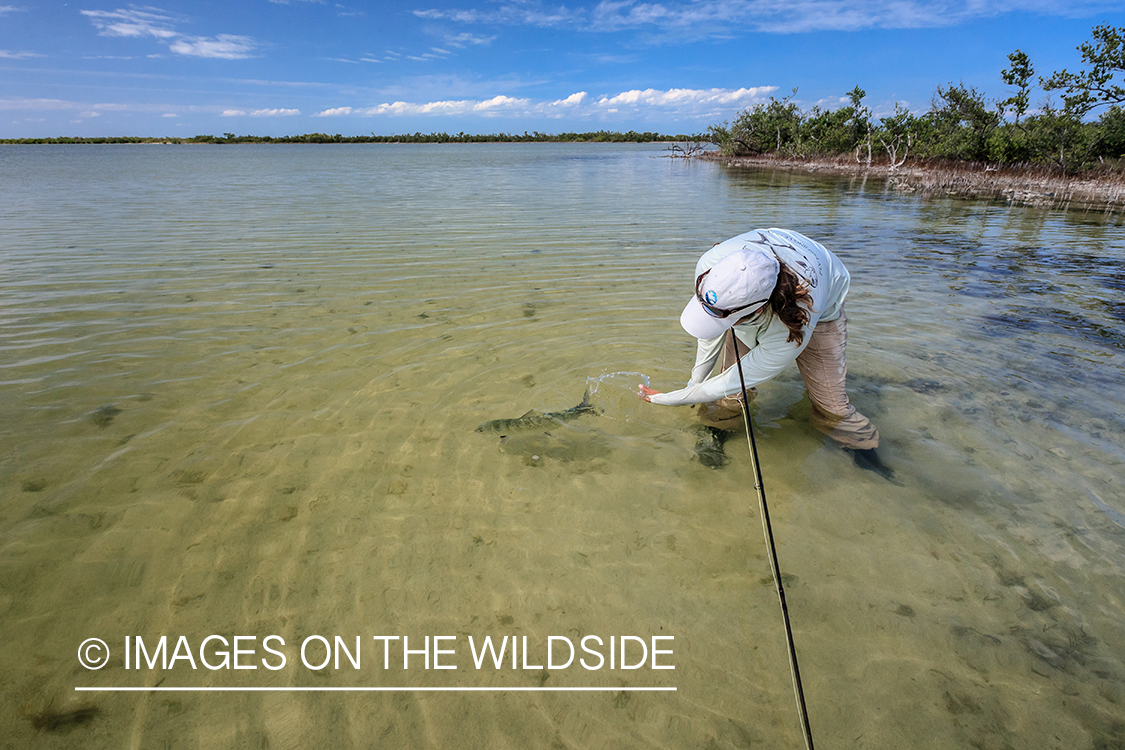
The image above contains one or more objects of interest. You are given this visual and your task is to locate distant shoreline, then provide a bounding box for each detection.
[0,132,695,146]
[6,137,1121,212]
[699,152,1125,213]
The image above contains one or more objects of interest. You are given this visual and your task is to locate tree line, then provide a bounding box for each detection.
[1,130,690,145]
[708,25,1125,174]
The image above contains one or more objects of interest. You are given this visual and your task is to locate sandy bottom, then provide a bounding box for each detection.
[4,283,1124,749]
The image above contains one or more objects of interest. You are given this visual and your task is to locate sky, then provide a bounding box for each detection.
[2,1,1125,138]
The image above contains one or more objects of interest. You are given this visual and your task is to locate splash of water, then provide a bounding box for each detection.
[585,370,650,400]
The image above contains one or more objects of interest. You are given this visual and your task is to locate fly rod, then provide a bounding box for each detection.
[730,328,815,750]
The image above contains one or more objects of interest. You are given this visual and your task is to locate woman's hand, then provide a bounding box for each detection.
[638,384,662,402]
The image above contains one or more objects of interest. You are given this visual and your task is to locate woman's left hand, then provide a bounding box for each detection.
[638,384,662,402]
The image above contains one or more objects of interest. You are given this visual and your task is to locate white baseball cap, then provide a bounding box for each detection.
[679,248,780,339]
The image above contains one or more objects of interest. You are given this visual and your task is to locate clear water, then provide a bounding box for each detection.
[2,143,1123,748]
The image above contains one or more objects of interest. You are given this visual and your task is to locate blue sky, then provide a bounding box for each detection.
[2,1,1124,137]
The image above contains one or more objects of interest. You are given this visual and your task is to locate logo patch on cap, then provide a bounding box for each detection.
[705,290,718,305]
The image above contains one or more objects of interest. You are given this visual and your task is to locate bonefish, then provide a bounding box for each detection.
[475,389,599,434]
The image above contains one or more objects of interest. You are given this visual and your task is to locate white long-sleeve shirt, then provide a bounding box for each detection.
[649,228,850,406]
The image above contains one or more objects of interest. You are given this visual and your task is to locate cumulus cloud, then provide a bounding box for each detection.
[81,7,258,59]
[596,87,772,107]
[362,95,532,117]
[317,86,773,121]
[549,91,588,107]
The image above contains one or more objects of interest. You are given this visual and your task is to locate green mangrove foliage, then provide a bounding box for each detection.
[709,25,1125,173]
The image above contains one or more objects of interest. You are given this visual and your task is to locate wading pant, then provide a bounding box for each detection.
[696,309,880,450]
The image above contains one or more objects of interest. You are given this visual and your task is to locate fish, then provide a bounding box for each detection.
[694,425,729,468]
[475,389,599,434]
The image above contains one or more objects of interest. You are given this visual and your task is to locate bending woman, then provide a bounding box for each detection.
[639,228,894,479]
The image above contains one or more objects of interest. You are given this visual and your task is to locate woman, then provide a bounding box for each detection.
[639,228,893,479]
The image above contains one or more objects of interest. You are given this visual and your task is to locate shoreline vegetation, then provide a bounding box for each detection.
[700,26,1125,213]
[699,152,1125,213]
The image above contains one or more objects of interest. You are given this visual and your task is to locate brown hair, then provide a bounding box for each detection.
[769,263,813,344]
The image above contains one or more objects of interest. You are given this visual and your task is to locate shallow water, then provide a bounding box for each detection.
[1,143,1124,748]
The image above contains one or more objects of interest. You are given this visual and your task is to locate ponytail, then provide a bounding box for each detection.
[769,263,812,344]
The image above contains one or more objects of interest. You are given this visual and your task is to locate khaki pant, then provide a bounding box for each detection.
[696,309,879,450]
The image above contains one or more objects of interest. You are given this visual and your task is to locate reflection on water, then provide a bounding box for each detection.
[1,144,1124,749]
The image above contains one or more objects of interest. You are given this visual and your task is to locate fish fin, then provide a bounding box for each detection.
[575,387,600,414]
[520,410,542,419]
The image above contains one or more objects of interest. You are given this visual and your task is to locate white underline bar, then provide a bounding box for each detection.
[76,686,676,692]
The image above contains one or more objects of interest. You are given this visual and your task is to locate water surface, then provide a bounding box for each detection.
[1,143,1124,749]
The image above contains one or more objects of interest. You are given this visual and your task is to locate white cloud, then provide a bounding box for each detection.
[0,49,44,58]
[169,34,257,59]
[360,95,531,117]
[443,32,495,47]
[80,8,179,39]
[0,97,79,111]
[414,3,581,27]
[221,108,300,117]
[162,112,178,117]
[596,87,774,108]
[0,5,25,13]
[328,86,773,121]
[81,8,258,59]
[413,0,1119,35]
[550,91,588,107]
[475,95,528,111]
